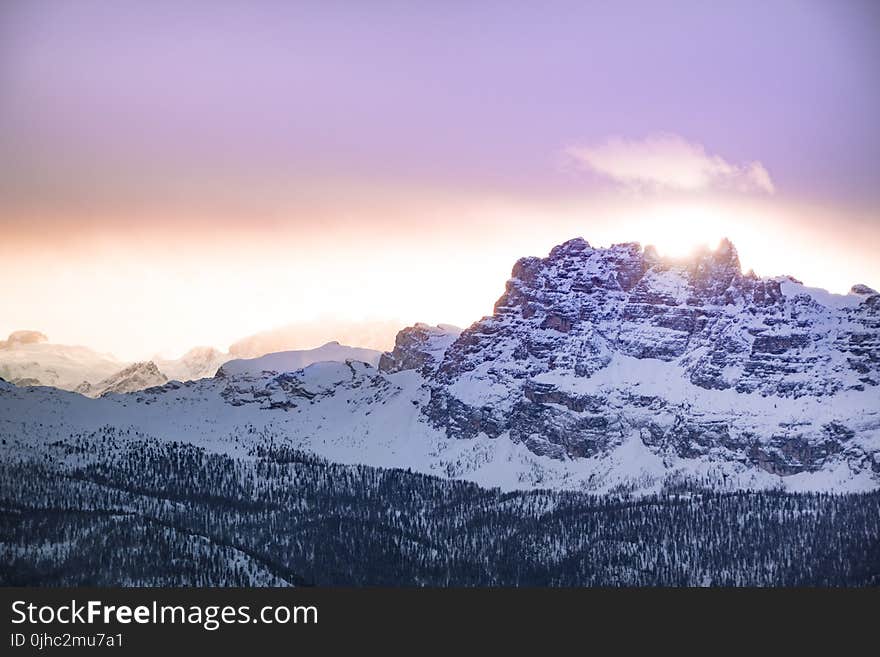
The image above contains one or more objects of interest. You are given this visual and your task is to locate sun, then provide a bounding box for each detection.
[632,204,731,259]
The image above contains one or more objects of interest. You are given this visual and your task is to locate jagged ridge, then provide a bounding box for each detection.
[385,238,879,478]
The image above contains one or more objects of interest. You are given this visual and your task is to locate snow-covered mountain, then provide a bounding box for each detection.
[218,342,383,377]
[419,238,880,480]
[378,323,462,375]
[155,346,227,382]
[0,332,226,394]
[0,331,124,390]
[75,361,169,398]
[0,329,384,396]
[1,237,877,494]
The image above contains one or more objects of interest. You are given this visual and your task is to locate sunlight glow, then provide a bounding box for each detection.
[634,205,729,258]
[1,196,876,360]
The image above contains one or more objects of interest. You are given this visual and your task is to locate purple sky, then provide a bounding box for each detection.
[2,1,878,207]
[1,1,879,358]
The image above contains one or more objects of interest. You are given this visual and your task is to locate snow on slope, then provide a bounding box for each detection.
[777,277,865,310]
[1,237,877,496]
[218,342,382,377]
[1,352,876,495]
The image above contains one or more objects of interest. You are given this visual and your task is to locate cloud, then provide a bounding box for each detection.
[566,134,775,194]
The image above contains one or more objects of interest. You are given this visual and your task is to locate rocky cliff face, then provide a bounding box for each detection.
[378,323,461,376]
[389,238,879,478]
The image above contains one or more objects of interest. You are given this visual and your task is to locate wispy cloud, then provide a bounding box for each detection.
[566,134,775,194]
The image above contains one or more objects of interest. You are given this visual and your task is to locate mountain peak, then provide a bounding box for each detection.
[711,236,740,267]
[82,361,168,398]
[379,323,462,376]
[851,283,878,296]
[717,236,735,252]
[549,237,592,258]
[218,343,382,378]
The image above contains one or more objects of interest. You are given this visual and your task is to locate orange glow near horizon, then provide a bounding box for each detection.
[1,194,877,361]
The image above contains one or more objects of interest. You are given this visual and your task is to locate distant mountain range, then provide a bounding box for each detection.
[0,330,123,390]
[2,237,877,494]
[0,322,395,397]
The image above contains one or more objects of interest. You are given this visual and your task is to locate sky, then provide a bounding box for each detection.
[1,1,879,360]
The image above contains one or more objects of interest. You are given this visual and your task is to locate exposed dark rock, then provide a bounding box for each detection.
[418,237,878,474]
[378,323,461,376]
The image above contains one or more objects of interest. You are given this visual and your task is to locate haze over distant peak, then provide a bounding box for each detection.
[228,318,403,359]
[0,331,123,390]
[218,342,383,378]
